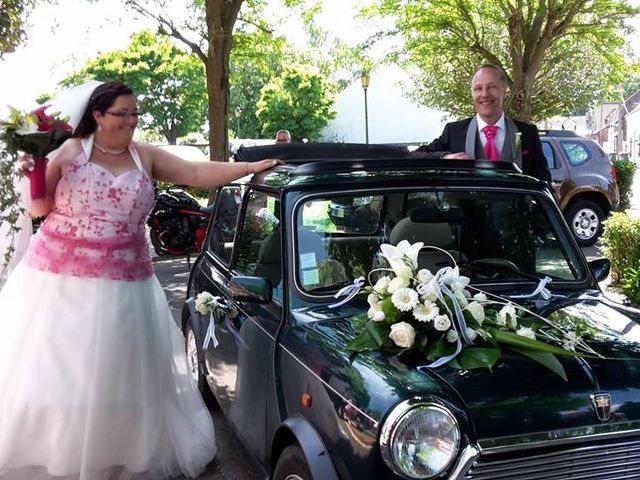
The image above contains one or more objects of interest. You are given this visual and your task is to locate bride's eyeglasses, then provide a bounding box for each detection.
[106,111,140,119]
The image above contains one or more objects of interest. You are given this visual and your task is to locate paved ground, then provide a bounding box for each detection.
[153,255,264,480]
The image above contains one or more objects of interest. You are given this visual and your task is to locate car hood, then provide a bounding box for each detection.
[301,294,640,440]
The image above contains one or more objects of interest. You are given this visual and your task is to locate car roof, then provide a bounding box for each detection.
[231,142,547,191]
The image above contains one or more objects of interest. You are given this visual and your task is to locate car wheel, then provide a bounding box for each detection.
[185,322,218,409]
[565,200,605,247]
[273,444,312,480]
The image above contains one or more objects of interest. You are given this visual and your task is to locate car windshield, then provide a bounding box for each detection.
[294,189,586,294]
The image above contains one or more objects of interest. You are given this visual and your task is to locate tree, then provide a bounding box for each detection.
[256,65,336,141]
[62,30,207,145]
[229,28,290,138]
[372,0,639,122]
[0,0,37,58]
[125,0,255,160]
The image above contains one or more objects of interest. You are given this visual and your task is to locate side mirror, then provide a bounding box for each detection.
[588,258,611,282]
[230,276,272,304]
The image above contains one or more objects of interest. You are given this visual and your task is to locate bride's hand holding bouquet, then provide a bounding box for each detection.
[0,105,73,199]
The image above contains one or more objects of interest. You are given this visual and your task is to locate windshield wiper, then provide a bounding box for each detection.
[307,281,357,295]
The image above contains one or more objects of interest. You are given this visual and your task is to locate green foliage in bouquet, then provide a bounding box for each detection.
[346,241,595,380]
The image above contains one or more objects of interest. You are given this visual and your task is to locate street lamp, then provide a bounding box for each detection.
[360,73,370,144]
[234,105,242,137]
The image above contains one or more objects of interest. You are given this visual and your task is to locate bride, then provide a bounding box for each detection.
[0,80,277,479]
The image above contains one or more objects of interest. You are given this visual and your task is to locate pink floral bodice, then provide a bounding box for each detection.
[23,140,155,280]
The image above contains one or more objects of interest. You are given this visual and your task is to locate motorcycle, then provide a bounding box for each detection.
[147,186,213,263]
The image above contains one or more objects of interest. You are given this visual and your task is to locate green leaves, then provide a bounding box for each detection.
[256,65,336,141]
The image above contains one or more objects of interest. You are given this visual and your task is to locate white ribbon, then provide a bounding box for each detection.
[511,276,553,300]
[202,296,226,349]
[203,312,220,349]
[328,277,365,308]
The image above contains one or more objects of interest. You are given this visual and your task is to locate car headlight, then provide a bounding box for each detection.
[380,400,460,479]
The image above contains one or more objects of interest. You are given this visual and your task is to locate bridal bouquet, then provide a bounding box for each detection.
[346,240,596,380]
[0,105,73,199]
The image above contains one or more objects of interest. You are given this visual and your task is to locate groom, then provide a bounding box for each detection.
[412,64,550,182]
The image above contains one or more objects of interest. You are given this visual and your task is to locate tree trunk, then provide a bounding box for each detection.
[205,0,243,164]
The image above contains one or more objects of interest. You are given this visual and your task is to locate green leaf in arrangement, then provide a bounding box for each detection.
[488,328,582,357]
[346,330,379,352]
[365,320,392,348]
[455,346,502,370]
[507,346,567,381]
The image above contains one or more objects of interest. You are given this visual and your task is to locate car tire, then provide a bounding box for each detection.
[565,200,605,247]
[273,444,312,480]
[185,322,218,409]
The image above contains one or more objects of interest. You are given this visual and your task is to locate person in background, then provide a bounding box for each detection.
[275,129,292,143]
[412,64,550,182]
[0,80,277,480]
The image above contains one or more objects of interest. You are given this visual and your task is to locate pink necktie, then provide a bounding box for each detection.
[482,125,500,161]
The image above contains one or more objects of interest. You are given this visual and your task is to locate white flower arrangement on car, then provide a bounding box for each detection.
[346,240,597,380]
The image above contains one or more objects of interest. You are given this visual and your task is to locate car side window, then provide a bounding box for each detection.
[236,191,282,292]
[560,140,591,166]
[209,186,242,264]
[541,141,556,169]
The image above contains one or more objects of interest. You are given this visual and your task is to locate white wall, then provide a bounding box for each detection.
[321,65,451,145]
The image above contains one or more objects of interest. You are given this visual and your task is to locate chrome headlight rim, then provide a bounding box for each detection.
[380,399,460,479]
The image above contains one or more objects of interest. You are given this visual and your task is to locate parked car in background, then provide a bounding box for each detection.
[178,143,640,480]
[540,130,619,246]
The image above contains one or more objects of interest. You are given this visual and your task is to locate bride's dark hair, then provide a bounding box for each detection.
[73,81,134,138]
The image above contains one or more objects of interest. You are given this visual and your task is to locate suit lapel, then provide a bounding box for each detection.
[465,117,479,159]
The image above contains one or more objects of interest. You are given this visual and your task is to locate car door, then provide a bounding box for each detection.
[205,189,283,461]
[541,138,571,206]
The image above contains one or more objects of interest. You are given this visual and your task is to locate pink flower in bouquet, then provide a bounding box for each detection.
[1,105,73,199]
[31,105,73,135]
[1,105,73,158]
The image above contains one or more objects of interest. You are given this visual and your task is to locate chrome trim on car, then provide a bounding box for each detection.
[477,424,640,453]
[379,399,460,478]
[448,444,482,480]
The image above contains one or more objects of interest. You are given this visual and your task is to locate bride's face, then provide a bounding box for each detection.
[96,94,139,144]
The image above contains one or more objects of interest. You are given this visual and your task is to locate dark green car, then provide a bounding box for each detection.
[182,143,640,480]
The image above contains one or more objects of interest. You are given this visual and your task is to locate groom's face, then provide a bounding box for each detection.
[471,67,507,124]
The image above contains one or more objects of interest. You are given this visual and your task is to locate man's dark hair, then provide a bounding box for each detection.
[73,81,134,137]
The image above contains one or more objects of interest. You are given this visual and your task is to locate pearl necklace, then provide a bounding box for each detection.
[94,141,128,155]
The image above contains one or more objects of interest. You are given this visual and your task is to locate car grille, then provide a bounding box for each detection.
[463,437,640,479]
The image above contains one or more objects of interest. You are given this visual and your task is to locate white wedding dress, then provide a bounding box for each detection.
[0,138,216,479]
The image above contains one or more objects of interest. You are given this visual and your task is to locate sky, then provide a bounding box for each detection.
[0,0,639,116]
[0,0,369,115]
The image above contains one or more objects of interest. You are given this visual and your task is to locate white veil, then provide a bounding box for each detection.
[0,80,103,283]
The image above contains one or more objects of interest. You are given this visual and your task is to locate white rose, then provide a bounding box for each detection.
[465,301,485,325]
[195,291,214,315]
[497,304,518,330]
[387,276,410,294]
[417,279,440,303]
[473,292,487,302]
[368,304,386,322]
[433,314,451,331]
[367,293,379,306]
[516,326,536,340]
[446,329,459,343]
[373,276,391,294]
[389,321,416,349]
[417,268,434,284]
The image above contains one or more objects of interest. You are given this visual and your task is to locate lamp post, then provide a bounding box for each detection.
[234,105,242,137]
[360,73,370,144]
